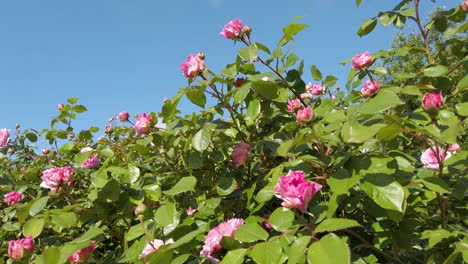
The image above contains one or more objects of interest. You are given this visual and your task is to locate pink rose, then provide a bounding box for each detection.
[232,142,250,167]
[8,236,34,260]
[135,113,153,136]
[462,0,468,11]
[200,218,244,263]
[40,166,74,191]
[220,19,243,40]
[422,92,443,113]
[0,128,10,150]
[421,146,451,170]
[139,239,174,259]
[287,99,302,112]
[80,148,100,169]
[300,93,313,99]
[180,54,205,78]
[306,83,324,96]
[4,191,22,205]
[68,241,96,264]
[296,106,313,123]
[274,170,322,212]
[117,111,129,122]
[360,80,380,97]
[187,206,198,215]
[352,51,373,70]
[448,143,461,153]
[42,148,50,155]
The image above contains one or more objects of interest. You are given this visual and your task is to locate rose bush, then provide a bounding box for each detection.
[0,1,467,263]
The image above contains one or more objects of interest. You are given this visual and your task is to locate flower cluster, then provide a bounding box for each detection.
[40,166,74,191]
[274,170,322,212]
[8,236,35,259]
[4,191,22,205]
[68,241,96,263]
[201,218,244,263]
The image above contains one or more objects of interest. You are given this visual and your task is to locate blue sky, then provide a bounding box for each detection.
[0,0,459,147]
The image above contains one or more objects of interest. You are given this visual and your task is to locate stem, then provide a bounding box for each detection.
[411,0,434,64]
[365,69,375,83]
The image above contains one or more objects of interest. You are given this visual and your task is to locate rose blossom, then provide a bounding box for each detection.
[220,19,243,40]
[462,0,468,11]
[117,111,129,122]
[134,113,153,136]
[274,170,322,212]
[296,106,313,123]
[232,142,250,167]
[57,103,64,110]
[287,99,302,112]
[234,77,245,87]
[352,51,373,70]
[80,147,100,169]
[422,92,443,113]
[448,143,461,153]
[4,191,22,205]
[421,146,452,170]
[139,239,174,259]
[68,241,96,263]
[180,53,205,78]
[200,218,244,263]
[40,166,74,191]
[0,128,10,150]
[8,236,35,260]
[42,148,50,155]
[306,83,324,96]
[301,93,313,99]
[187,206,198,215]
[360,80,380,97]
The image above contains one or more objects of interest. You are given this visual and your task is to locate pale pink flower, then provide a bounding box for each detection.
[422,92,443,113]
[462,0,468,11]
[448,144,461,153]
[296,107,313,123]
[274,170,322,212]
[421,146,451,170]
[301,93,313,99]
[231,142,250,167]
[135,113,153,136]
[40,166,74,191]
[57,104,64,110]
[306,83,324,96]
[117,111,129,122]
[68,241,96,263]
[139,239,174,259]
[8,236,34,260]
[180,54,205,78]
[360,80,380,97]
[220,19,243,40]
[200,218,244,263]
[352,51,373,70]
[187,206,198,215]
[42,148,50,155]
[4,191,22,205]
[0,128,10,150]
[287,99,302,112]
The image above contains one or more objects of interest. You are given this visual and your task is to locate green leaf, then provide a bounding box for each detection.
[280,16,308,46]
[193,128,210,152]
[239,44,259,63]
[143,183,161,201]
[167,228,205,250]
[163,176,197,195]
[357,18,377,37]
[356,0,362,7]
[251,240,284,264]
[285,236,311,264]
[155,202,180,235]
[23,218,44,238]
[341,120,386,143]
[328,169,360,195]
[128,164,140,184]
[401,85,423,96]
[67,97,79,104]
[220,248,247,264]
[315,218,362,233]
[311,65,322,81]
[234,85,250,104]
[361,174,405,212]
[456,102,468,117]
[235,223,269,242]
[35,246,61,264]
[371,66,387,75]
[421,177,450,193]
[379,12,397,27]
[30,196,50,216]
[72,104,87,113]
[323,75,338,88]
[423,65,448,77]
[421,229,453,248]
[251,81,279,100]
[51,212,78,229]
[246,99,261,125]
[307,233,350,264]
[268,207,295,232]
[359,89,404,114]
[458,73,468,91]
[186,88,207,108]
[26,132,38,142]
[217,176,237,196]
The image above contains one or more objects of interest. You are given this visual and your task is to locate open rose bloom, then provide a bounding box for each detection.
[361,80,380,97]
[139,239,174,259]
[4,191,22,205]
[421,146,452,170]
[352,51,373,70]
[274,170,322,212]
[220,19,243,40]
[80,147,100,169]
[134,113,153,136]
[8,236,35,260]
[68,241,96,263]
[180,54,205,78]
[306,83,324,96]
[287,99,302,112]
[40,166,74,191]
[201,218,244,263]
[296,106,313,123]
[0,128,10,150]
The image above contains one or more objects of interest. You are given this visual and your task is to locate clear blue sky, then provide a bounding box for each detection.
[0,0,459,147]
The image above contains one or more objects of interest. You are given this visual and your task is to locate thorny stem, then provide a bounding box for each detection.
[410,0,434,64]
